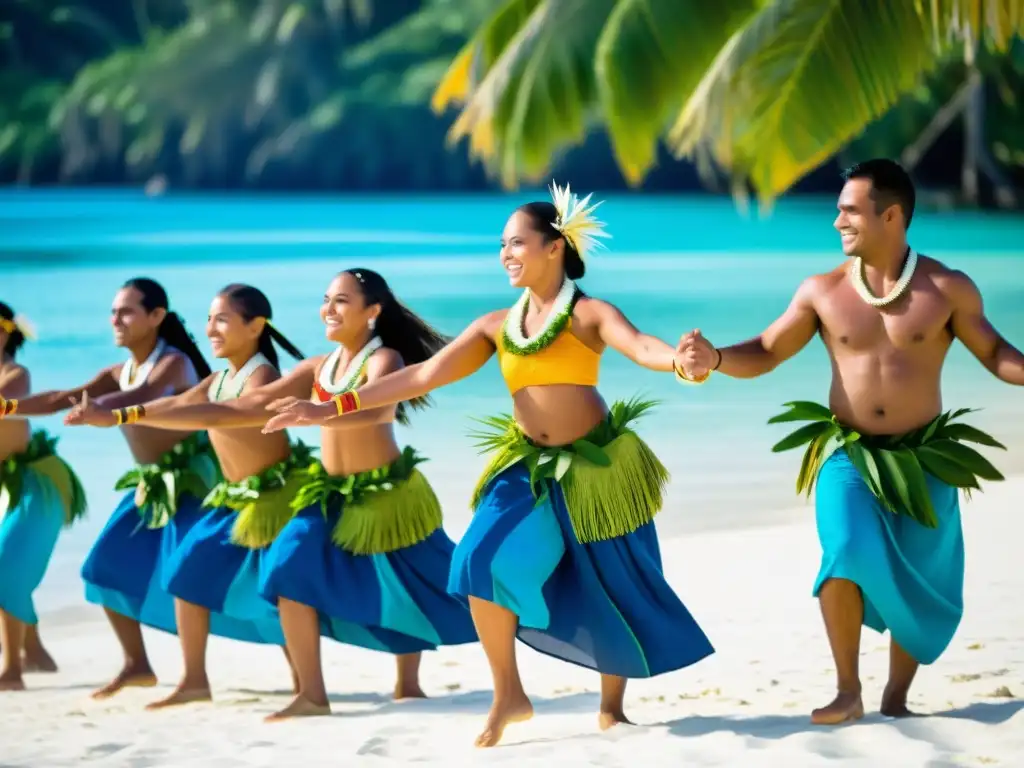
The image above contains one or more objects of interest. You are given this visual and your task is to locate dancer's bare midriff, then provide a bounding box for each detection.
[512,384,608,446]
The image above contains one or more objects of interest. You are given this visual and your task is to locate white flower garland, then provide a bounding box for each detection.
[850,249,918,307]
[209,353,272,402]
[318,336,383,394]
[501,275,577,355]
[119,339,167,391]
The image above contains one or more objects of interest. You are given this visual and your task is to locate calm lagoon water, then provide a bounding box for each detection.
[3,189,1023,615]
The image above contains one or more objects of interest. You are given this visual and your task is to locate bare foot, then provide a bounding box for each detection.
[393,682,427,701]
[145,686,212,710]
[22,648,58,673]
[880,688,919,718]
[598,709,633,731]
[264,694,331,722]
[474,695,534,748]
[91,664,158,700]
[0,672,26,691]
[811,691,865,725]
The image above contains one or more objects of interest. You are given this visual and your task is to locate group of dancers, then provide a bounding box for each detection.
[1,158,1021,747]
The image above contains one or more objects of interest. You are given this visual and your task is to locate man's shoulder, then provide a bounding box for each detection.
[797,266,847,300]
[917,254,974,289]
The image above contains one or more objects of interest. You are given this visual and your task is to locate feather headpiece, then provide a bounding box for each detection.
[549,181,611,261]
[0,314,36,340]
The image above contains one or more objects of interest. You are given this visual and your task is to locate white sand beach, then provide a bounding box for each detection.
[3,477,1022,767]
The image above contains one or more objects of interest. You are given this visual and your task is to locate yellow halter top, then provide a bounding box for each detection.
[496,319,600,395]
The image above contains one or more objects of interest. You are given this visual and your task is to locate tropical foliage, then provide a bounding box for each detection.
[2,0,1022,198]
[435,0,1024,204]
[1,0,496,186]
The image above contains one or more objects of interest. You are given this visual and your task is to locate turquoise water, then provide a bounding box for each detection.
[4,189,1024,616]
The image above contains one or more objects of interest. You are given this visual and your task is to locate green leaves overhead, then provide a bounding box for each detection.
[433,0,757,188]
[668,0,940,207]
[768,402,1007,528]
[594,0,760,184]
[437,0,1024,201]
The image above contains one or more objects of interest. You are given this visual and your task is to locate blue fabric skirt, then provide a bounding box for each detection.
[81,490,205,635]
[161,506,284,645]
[0,469,64,625]
[814,450,964,665]
[258,501,478,654]
[449,464,715,678]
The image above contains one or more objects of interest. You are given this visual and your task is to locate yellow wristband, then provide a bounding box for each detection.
[114,408,125,426]
[673,360,710,385]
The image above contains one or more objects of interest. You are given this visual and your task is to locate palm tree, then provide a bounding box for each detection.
[431,0,1024,206]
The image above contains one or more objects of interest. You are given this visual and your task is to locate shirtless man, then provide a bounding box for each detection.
[4,278,213,697]
[677,159,1024,724]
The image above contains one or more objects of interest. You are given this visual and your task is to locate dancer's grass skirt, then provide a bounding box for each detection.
[161,507,284,645]
[81,490,205,634]
[450,462,714,678]
[0,469,64,624]
[258,497,477,654]
[814,450,964,664]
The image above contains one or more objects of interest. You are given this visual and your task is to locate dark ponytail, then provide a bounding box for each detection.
[517,201,586,280]
[122,277,212,379]
[0,302,26,360]
[343,268,450,424]
[218,283,305,370]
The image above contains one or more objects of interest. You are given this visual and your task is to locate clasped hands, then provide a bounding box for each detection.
[673,329,720,382]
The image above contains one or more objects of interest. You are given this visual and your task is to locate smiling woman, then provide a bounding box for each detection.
[261,183,715,747]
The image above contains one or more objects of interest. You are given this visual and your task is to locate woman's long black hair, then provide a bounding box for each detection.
[218,283,305,370]
[0,302,26,360]
[343,268,450,424]
[516,201,586,280]
[122,277,212,379]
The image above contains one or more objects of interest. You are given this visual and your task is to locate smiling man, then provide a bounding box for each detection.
[675,158,1024,725]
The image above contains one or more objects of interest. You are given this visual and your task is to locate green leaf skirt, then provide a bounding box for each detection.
[114,433,221,530]
[0,430,86,527]
[287,446,443,555]
[769,402,1006,528]
[202,440,317,550]
[468,396,670,544]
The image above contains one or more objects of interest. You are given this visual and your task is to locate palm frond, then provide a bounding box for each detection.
[431,0,546,115]
[667,0,940,206]
[440,0,618,188]
[593,0,760,184]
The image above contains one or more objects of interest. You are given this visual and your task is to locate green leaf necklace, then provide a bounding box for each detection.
[501,275,578,356]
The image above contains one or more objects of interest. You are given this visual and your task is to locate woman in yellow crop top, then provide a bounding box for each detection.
[262,182,715,747]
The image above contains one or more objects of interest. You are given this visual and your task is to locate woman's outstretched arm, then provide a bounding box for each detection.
[262,314,499,431]
[66,358,320,431]
[586,298,679,372]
